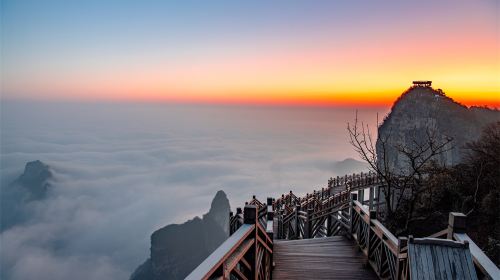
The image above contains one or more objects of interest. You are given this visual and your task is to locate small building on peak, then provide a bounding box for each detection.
[412,80,432,87]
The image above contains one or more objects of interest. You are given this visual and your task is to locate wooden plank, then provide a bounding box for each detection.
[433,244,447,280]
[463,247,478,280]
[428,228,448,239]
[240,256,251,271]
[273,236,378,280]
[451,244,466,279]
[446,246,459,279]
[408,242,419,280]
[440,246,453,280]
[224,239,254,273]
[232,266,249,280]
[411,237,467,248]
[256,235,272,254]
[423,244,434,280]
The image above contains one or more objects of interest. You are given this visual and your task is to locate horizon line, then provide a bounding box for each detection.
[1,96,499,110]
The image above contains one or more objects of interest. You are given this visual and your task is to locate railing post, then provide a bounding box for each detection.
[244,205,257,225]
[376,185,381,217]
[267,197,274,240]
[359,188,364,205]
[266,197,274,276]
[396,237,408,280]
[295,204,301,239]
[349,193,358,236]
[305,208,313,239]
[326,211,332,237]
[229,211,234,234]
[369,186,374,210]
[243,205,258,280]
[447,212,466,239]
[366,210,377,261]
[278,209,283,239]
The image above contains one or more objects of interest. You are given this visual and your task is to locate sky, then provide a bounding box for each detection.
[1,0,499,107]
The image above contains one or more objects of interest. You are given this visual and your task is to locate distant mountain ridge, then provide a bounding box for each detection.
[131,190,230,280]
[332,158,369,175]
[376,85,500,172]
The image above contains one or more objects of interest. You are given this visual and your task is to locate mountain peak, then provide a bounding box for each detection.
[16,160,52,199]
[132,190,230,280]
[377,84,500,172]
[208,190,229,215]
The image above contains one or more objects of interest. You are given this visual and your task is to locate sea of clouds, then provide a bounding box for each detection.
[0,101,387,279]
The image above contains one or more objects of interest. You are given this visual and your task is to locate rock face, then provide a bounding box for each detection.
[377,86,500,173]
[131,190,230,280]
[1,160,53,230]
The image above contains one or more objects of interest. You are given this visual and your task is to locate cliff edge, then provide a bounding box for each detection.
[131,190,230,280]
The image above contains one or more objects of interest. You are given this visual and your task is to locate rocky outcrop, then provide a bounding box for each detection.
[376,85,500,173]
[131,190,230,280]
[15,160,53,199]
[1,160,53,230]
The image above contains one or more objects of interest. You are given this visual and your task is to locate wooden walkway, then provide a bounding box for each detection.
[272,236,378,280]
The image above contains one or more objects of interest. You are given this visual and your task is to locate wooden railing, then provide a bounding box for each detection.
[428,212,500,280]
[186,197,273,280]
[274,171,384,216]
[350,194,409,280]
[188,171,499,280]
[274,172,384,240]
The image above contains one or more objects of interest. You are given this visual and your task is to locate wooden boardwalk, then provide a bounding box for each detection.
[272,236,378,280]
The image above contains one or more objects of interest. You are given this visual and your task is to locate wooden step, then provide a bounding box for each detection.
[272,236,378,280]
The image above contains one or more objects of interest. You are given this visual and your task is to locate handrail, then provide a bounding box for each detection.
[274,171,383,213]
[186,224,255,280]
[187,197,274,280]
[425,213,500,280]
[454,233,499,279]
[274,174,383,240]
[351,196,405,279]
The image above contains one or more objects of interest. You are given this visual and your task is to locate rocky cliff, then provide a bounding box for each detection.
[376,85,500,173]
[131,190,230,280]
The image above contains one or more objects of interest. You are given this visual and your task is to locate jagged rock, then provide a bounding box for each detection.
[1,160,53,230]
[377,85,500,173]
[131,190,230,280]
[15,160,53,199]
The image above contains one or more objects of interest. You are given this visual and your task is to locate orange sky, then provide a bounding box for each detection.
[2,1,499,107]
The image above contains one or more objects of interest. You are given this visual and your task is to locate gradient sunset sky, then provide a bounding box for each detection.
[1,0,499,106]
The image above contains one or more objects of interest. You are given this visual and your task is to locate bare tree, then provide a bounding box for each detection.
[347,111,453,232]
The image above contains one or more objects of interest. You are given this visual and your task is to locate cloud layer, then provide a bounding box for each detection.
[0,102,386,279]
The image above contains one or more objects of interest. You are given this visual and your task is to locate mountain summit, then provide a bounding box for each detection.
[376,83,500,172]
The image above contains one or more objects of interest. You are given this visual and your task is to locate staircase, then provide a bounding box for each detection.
[273,236,377,280]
